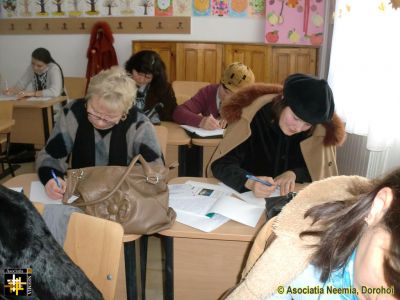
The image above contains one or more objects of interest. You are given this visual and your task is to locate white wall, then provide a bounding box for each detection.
[0,17,265,84]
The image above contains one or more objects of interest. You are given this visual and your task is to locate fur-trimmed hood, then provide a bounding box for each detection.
[220,83,346,146]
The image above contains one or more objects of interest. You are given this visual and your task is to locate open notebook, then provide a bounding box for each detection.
[168,181,265,232]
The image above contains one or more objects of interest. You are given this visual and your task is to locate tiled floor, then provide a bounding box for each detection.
[1,162,165,300]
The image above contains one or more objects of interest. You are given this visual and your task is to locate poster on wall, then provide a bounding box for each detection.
[265,0,325,46]
[192,0,210,16]
[173,0,191,15]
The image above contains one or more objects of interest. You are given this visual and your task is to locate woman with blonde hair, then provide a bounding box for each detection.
[36,66,163,199]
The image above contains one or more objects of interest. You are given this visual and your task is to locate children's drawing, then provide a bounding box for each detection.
[19,0,33,16]
[248,0,264,16]
[265,0,325,45]
[192,0,210,16]
[2,0,17,16]
[103,0,118,15]
[212,0,228,16]
[135,0,154,15]
[52,0,66,16]
[86,0,99,15]
[68,0,83,16]
[173,0,190,15]
[120,0,134,14]
[228,0,247,17]
[36,0,49,15]
[155,0,172,16]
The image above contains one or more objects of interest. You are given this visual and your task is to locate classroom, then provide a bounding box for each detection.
[1,0,400,299]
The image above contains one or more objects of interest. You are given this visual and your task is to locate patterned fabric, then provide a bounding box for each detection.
[36,99,163,185]
[33,71,48,91]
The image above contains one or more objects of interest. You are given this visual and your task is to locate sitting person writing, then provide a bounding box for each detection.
[4,47,64,98]
[124,50,177,123]
[208,73,346,196]
[224,168,400,299]
[36,66,163,200]
[172,62,255,130]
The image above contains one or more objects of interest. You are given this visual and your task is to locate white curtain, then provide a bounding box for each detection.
[328,0,400,151]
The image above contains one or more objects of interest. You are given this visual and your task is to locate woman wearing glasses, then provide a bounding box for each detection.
[173,62,255,130]
[124,50,177,123]
[36,66,163,200]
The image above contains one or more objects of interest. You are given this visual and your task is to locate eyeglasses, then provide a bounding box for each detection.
[132,70,153,80]
[87,111,120,127]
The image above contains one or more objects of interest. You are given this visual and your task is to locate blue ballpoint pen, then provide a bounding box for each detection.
[245,174,273,187]
[51,169,62,188]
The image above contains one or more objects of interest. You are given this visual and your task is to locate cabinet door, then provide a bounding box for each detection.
[176,43,223,83]
[131,41,176,82]
[224,44,271,83]
[270,47,317,84]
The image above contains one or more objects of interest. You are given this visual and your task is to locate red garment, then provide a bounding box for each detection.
[85,21,118,86]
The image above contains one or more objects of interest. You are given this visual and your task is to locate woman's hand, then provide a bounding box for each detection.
[274,171,296,195]
[199,115,221,130]
[45,178,66,200]
[3,87,17,96]
[219,118,227,129]
[245,176,276,198]
[16,90,35,99]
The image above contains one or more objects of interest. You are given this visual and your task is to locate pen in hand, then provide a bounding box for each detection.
[245,174,273,187]
[51,169,62,189]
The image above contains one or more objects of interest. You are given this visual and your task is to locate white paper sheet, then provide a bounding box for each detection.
[29,181,78,205]
[209,195,264,227]
[0,95,17,101]
[169,195,217,216]
[9,187,23,193]
[174,209,230,232]
[218,182,280,208]
[26,97,52,101]
[180,124,224,137]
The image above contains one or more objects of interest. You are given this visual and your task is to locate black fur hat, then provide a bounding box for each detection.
[284,73,334,124]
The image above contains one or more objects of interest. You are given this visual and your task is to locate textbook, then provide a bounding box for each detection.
[169,181,265,230]
[180,124,224,138]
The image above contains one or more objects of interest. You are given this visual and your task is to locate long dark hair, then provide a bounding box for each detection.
[124,50,169,92]
[32,47,65,93]
[301,169,400,296]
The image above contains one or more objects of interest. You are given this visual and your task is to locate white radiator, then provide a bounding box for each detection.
[336,133,389,179]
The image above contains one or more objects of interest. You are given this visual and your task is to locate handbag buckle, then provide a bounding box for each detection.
[146,175,159,184]
[72,169,84,179]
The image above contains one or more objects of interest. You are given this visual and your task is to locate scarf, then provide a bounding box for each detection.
[34,72,48,91]
[71,101,130,168]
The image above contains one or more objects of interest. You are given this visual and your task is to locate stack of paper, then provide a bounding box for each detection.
[168,181,265,232]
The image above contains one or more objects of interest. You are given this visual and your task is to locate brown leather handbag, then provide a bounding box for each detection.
[62,154,176,234]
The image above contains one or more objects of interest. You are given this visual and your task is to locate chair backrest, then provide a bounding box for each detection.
[64,77,87,100]
[63,213,124,300]
[154,125,168,159]
[31,202,123,299]
[172,80,210,105]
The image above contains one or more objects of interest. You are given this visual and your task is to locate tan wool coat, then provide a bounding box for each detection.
[225,175,372,300]
[206,84,346,181]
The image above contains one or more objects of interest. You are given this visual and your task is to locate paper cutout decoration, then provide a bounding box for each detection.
[68,0,83,16]
[228,0,247,17]
[120,0,134,14]
[173,0,190,15]
[134,0,154,15]
[249,0,264,16]
[155,0,172,15]
[265,0,325,46]
[212,0,228,16]
[192,0,210,16]
[2,0,17,16]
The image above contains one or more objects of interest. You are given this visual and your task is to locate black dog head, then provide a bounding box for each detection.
[0,185,103,300]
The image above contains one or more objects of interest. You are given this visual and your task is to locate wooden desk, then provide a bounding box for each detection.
[3,96,67,148]
[160,121,191,179]
[0,119,15,132]
[191,137,221,177]
[159,177,263,300]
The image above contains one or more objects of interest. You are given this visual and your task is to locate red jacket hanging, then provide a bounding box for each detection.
[85,21,118,85]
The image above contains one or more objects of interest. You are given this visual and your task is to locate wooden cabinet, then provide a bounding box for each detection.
[132,41,176,82]
[132,41,318,84]
[270,47,317,84]
[176,43,223,83]
[224,44,271,83]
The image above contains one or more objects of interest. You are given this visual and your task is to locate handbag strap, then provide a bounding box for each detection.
[72,154,160,207]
